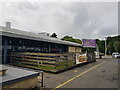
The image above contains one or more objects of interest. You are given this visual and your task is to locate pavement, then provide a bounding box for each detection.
[0,64,39,87]
[96,55,112,59]
[41,58,119,89]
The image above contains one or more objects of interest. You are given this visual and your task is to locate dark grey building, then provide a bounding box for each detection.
[0,22,82,64]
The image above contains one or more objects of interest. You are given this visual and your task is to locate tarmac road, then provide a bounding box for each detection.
[42,58,119,89]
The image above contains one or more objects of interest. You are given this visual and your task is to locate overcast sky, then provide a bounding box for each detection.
[0,1,118,40]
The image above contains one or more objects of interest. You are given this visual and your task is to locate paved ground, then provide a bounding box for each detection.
[1,65,39,88]
[41,58,119,89]
[96,55,112,59]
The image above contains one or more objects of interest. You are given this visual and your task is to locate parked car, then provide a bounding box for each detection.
[116,54,120,58]
[112,52,120,58]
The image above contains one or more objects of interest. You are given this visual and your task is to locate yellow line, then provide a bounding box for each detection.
[53,62,104,90]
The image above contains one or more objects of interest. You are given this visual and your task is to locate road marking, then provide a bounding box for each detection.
[53,62,105,90]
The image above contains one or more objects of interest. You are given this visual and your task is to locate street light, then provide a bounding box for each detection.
[105,37,107,56]
[96,44,99,56]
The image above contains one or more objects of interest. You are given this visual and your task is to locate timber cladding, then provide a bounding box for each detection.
[68,46,76,52]
[75,47,82,53]
[68,46,82,53]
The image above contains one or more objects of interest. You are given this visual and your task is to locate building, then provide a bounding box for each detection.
[0,22,82,64]
[38,32,50,36]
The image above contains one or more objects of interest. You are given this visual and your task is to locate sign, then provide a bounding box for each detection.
[82,39,96,48]
[76,53,87,64]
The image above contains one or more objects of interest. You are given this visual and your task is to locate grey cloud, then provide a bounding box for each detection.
[0,2,118,40]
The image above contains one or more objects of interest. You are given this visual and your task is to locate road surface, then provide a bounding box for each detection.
[42,58,119,89]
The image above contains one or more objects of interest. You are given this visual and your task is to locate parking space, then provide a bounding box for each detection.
[42,59,118,89]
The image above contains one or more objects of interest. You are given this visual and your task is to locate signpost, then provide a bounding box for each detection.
[82,39,96,48]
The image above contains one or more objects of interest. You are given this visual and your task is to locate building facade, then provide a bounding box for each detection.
[0,22,82,64]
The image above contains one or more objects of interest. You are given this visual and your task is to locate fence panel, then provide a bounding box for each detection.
[11,52,76,72]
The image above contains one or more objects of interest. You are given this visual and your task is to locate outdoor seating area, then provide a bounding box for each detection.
[10,52,76,72]
[10,52,96,73]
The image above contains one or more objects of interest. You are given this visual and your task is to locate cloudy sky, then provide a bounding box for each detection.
[0,1,118,40]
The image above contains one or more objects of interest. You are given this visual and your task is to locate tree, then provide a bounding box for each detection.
[74,39,82,44]
[61,36,73,40]
[114,41,120,53]
[95,35,120,55]
[96,39,105,54]
[107,42,115,54]
[106,35,120,54]
[61,36,82,44]
[82,47,96,53]
[51,33,57,38]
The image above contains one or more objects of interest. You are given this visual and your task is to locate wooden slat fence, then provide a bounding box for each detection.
[10,52,76,72]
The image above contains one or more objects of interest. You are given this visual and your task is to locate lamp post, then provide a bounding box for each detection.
[105,37,107,56]
[96,44,99,56]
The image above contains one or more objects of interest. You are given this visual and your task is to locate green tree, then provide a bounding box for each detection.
[82,47,96,53]
[51,33,57,38]
[106,35,120,54]
[61,36,82,44]
[107,42,115,54]
[114,41,120,53]
[99,40,105,53]
[96,39,105,54]
[61,36,72,39]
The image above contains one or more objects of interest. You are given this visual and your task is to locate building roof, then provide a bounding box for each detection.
[0,25,82,47]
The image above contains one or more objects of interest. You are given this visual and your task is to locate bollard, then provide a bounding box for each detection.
[38,71,44,88]
[41,71,44,88]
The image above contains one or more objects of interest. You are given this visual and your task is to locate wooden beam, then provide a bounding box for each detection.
[12,58,56,64]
